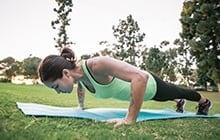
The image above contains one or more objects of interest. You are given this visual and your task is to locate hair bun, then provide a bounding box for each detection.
[60,47,76,63]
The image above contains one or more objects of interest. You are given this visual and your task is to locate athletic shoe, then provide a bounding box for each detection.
[176,99,185,113]
[196,99,212,115]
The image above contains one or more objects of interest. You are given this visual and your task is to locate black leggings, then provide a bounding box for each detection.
[151,74,201,102]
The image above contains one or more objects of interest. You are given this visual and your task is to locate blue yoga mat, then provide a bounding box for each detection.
[17,102,220,122]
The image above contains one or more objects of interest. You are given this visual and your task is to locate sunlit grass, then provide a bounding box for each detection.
[0,83,220,140]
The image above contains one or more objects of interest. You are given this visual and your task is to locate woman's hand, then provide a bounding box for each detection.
[76,105,84,110]
[106,118,132,127]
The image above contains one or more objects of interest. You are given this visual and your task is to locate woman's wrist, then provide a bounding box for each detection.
[124,118,135,124]
[78,103,84,109]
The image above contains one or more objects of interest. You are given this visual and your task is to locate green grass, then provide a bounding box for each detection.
[0,83,220,140]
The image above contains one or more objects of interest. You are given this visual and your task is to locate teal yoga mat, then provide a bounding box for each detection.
[17,102,220,122]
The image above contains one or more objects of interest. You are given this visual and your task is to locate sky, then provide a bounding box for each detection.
[0,0,184,61]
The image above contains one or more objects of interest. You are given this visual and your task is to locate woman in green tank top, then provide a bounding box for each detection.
[38,47,211,127]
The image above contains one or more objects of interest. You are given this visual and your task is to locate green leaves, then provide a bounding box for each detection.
[179,0,220,87]
[52,0,73,49]
[112,15,145,66]
[22,57,41,78]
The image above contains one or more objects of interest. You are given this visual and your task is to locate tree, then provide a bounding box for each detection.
[112,15,146,66]
[174,38,195,86]
[4,62,22,81]
[52,0,73,50]
[140,40,179,83]
[0,57,15,65]
[197,68,217,89]
[142,47,166,77]
[0,57,20,81]
[179,0,220,90]
[23,57,41,78]
[99,41,115,57]
[163,48,179,83]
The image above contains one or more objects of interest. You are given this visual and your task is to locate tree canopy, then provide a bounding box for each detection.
[112,15,146,66]
[52,0,73,50]
[23,57,41,78]
[179,0,220,87]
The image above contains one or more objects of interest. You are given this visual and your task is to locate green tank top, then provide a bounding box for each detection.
[80,60,157,101]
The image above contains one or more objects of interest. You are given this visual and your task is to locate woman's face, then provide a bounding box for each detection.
[45,70,74,93]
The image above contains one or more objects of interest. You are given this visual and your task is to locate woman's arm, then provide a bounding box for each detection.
[88,56,148,125]
[125,72,148,123]
[77,82,85,109]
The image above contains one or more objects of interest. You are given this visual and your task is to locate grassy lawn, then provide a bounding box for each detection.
[0,83,220,140]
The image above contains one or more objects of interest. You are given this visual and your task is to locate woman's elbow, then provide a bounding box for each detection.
[136,72,148,84]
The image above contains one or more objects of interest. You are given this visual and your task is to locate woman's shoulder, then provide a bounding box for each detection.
[90,56,113,61]
[86,56,118,73]
[87,56,115,65]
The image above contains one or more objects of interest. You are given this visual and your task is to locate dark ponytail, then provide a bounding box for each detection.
[38,47,77,82]
[60,47,77,63]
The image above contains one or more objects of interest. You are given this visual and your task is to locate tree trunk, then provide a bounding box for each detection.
[218,83,220,93]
